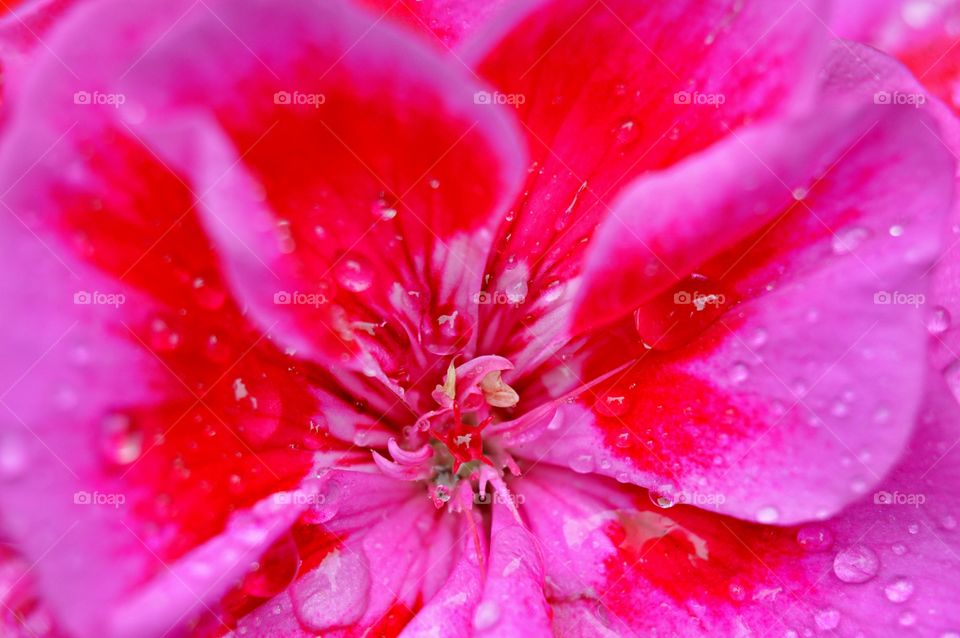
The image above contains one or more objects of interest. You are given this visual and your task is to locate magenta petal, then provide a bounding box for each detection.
[397,518,485,638]
[463,0,836,368]
[523,57,955,523]
[357,0,507,48]
[521,385,960,637]
[108,0,526,371]
[472,503,552,637]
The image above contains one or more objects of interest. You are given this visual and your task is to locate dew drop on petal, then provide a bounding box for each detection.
[927,306,952,336]
[191,277,226,310]
[472,601,500,630]
[898,611,917,627]
[0,434,27,479]
[570,454,595,474]
[832,545,879,583]
[334,256,374,293]
[419,306,472,356]
[291,549,370,631]
[884,577,915,603]
[148,317,181,352]
[727,577,747,601]
[729,362,749,384]
[756,506,779,524]
[796,524,833,552]
[596,393,629,417]
[814,608,840,631]
[648,484,679,509]
[99,412,142,466]
[831,226,869,255]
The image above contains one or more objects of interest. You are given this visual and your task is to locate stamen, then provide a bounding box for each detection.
[479,370,519,408]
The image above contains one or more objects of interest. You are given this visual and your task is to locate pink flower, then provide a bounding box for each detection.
[1,0,959,636]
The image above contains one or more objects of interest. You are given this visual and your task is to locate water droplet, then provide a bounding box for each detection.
[596,393,629,417]
[928,306,953,336]
[419,306,472,356]
[99,412,142,465]
[0,434,27,479]
[570,454,595,474]
[792,187,808,201]
[205,334,232,363]
[898,611,917,627]
[831,227,869,254]
[148,317,181,352]
[334,256,374,293]
[889,225,904,237]
[191,277,226,310]
[727,578,747,601]
[891,542,907,556]
[884,577,915,603]
[796,525,833,552]
[729,362,749,384]
[291,549,370,631]
[748,328,768,348]
[614,430,632,448]
[945,359,960,405]
[615,119,638,145]
[833,545,879,583]
[473,601,500,630]
[648,484,679,509]
[756,506,779,523]
[241,533,300,598]
[231,382,283,446]
[814,608,840,631]
[942,515,957,530]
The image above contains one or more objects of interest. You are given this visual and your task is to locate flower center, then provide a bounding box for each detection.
[371,356,522,513]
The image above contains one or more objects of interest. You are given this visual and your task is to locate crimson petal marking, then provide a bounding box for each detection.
[113,0,527,373]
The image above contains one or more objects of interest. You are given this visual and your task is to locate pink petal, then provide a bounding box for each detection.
[522,382,960,637]
[472,502,552,637]
[357,0,507,48]
[464,0,835,372]
[515,51,955,523]
[109,0,526,372]
[398,517,485,638]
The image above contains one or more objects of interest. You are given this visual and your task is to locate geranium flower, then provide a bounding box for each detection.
[1,0,959,636]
